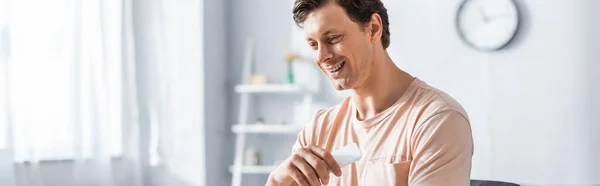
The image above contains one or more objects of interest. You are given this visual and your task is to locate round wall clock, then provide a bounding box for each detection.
[456,0,521,51]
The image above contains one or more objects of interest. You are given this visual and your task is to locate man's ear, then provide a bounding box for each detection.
[368,13,383,43]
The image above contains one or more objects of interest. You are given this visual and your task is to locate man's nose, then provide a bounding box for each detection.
[314,45,333,64]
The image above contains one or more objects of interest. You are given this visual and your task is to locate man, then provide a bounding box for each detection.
[267,0,473,185]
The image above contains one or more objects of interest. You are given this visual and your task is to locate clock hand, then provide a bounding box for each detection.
[476,3,490,23]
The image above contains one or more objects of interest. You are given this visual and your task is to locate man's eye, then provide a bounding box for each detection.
[328,35,342,43]
[308,42,318,50]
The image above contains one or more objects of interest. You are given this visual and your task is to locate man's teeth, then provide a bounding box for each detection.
[329,61,345,72]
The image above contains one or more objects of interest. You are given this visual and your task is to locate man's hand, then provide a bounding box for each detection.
[267,145,342,186]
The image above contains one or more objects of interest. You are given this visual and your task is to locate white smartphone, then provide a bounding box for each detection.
[330,143,361,168]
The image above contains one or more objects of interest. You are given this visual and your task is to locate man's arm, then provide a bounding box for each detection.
[408,109,473,185]
[267,110,341,186]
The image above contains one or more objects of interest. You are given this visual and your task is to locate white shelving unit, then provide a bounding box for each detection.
[230,40,314,186]
[230,84,312,186]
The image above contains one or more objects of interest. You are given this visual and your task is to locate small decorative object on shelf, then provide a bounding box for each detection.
[244,147,259,166]
[285,51,300,84]
[249,74,268,85]
[255,117,265,124]
[285,51,320,93]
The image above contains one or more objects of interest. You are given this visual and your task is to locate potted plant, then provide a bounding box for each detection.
[285,51,300,84]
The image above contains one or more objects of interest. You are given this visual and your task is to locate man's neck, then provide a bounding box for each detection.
[351,51,413,121]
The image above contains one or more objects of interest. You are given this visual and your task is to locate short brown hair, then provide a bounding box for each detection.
[293,0,390,49]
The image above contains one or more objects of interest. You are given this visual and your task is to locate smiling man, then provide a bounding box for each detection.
[267,0,473,185]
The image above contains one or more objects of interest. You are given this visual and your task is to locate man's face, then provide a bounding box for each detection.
[303,2,374,90]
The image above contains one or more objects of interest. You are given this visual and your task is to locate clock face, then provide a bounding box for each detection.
[456,0,520,51]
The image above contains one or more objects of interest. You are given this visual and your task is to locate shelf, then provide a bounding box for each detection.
[234,84,306,94]
[229,165,275,174]
[232,124,303,134]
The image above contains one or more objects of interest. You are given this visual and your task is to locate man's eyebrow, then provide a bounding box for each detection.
[306,29,341,41]
[323,29,340,36]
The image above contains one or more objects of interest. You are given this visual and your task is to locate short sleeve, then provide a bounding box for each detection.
[291,109,325,154]
[408,109,473,185]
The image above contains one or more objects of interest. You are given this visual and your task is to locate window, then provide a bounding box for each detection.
[0,0,122,161]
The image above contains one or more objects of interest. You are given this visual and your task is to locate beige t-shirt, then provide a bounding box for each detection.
[294,78,473,186]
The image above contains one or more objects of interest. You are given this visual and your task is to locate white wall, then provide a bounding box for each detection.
[382,0,600,185]
[585,1,600,183]
[203,0,230,185]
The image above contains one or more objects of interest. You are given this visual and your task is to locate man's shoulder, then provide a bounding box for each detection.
[307,97,351,128]
[296,97,351,147]
[408,79,469,123]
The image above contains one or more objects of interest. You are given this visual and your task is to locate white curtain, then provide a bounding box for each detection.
[0,0,142,185]
[133,0,206,185]
[0,0,205,185]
